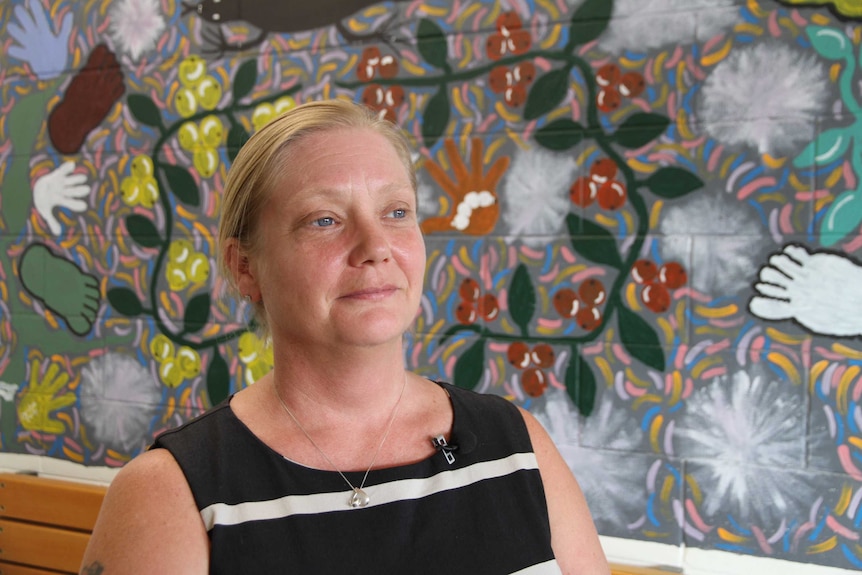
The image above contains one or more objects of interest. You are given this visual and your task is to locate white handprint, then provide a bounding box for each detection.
[33,161,90,236]
[749,243,862,337]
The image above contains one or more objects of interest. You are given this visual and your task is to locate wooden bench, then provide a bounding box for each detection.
[0,472,677,574]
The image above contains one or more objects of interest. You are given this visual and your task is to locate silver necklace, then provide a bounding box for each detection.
[273,377,407,508]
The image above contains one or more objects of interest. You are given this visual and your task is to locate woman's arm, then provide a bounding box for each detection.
[80,449,209,574]
[520,407,611,575]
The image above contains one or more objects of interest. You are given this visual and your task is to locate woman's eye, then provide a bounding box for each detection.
[389,208,407,219]
[312,217,335,227]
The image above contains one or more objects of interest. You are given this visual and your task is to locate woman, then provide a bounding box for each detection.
[82,99,609,574]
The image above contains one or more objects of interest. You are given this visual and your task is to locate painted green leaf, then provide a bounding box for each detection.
[417,19,448,69]
[534,119,586,151]
[643,167,704,199]
[565,352,597,417]
[107,287,143,317]
[454,339,485,390]
[227,124,250,163]
[566,213,623,269]
[125,214,161,248]
[807,25,853,60]
[820,190,862,246]
[232,59,258,102]
[422,88,450,148]
[184,293,211,332]
[613,113,670,149]
[160,164,200,207]
[509,264,536,336]
[567,0,613,48]
[617,305,665,370]
[207,348,230,406]
[793,127,850,169]
[524,68,570,121]
[127,94,163,129]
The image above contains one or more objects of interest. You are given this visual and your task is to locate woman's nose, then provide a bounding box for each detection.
[348,220,392,266]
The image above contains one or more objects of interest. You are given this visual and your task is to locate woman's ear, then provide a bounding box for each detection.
[223,238,259,301]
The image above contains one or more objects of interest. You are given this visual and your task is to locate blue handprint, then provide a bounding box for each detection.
[8,0,74,81]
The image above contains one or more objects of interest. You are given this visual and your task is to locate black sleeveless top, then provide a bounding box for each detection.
[153,382,562,574]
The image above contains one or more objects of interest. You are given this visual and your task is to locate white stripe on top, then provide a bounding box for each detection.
[510,559,563,575]
[200,451,538,531]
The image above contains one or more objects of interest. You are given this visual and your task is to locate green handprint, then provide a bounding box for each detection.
[17,358,76,434]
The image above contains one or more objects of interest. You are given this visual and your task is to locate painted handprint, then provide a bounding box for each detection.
[33,161,91,236]
[749,243,862,337]
[17,358,76,434]
[7,0,74,81]
[421,139,510,235]
[48,44,126,154]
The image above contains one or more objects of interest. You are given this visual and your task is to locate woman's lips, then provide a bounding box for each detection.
[340,285,399,299]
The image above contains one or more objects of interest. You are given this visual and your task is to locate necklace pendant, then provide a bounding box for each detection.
[349,488,370,508]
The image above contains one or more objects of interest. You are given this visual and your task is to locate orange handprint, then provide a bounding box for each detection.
[421,139,509,236]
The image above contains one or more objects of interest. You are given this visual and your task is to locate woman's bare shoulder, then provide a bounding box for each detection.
[81,448,209,574]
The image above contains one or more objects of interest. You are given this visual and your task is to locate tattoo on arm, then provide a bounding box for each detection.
[81,561,105,575]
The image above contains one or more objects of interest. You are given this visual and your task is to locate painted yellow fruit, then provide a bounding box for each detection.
[252,103,275,132]
[238,332,261,364]
[139,176,159,208]
[274,95,296,115]
[131,155,154,178]
[169,239,194,264]
[199,115,224,148]
[186,252,210,283]
[193,147,219,178]
[166,261,190,291]
[159,358,184,388]
[119,177,141,206]
[149,334,175,362]
[175,87,198,118]
[176,346,201,378]
[247,358,272,384]
[179,55,207,87]
[178,121,200,151]
[196,75,222,110]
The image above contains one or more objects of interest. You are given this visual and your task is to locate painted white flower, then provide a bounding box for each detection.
[80,353,161,452]
[593,0,739,54]
[696,42,829,154]
[659,191,768,296]
[533,388,648,528]
[500,147,576,247]
[108,0,166,61]
[676,369,812,525]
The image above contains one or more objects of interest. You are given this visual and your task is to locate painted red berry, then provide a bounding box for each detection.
[632,259,658,284]
[478,293,500,321]
[513,61,536,85]
[531,343,555,368]
[508,341,531,369]
[489,66,509,93]
[659,262,687,289]
[508,29,531,54]
[553,288,580,318]
[589,158,618,183]
[597,86,621,113]
[575,306,602,331]
[504,84,527,107]
[640,282,670,313]
[459,278,480,302]
[570,176,597,207]
[619,71,645,98]
[521,367,547,397]
[596,63,621,87]
[496,11,523,32]
[596,180,627,210]
[578,278,606,307]
[357,46,381,82]
[456,301,478,324]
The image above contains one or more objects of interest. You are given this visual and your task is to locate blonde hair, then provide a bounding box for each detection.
[217,99,416,336]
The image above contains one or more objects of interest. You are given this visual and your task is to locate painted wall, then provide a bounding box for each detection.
[1,0,862,570]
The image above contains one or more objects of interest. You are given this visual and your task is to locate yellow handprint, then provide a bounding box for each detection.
[17,359,76,434]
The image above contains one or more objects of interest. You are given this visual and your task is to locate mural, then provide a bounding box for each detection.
[2,0,862,569]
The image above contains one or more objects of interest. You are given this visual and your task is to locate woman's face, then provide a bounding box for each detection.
[248,127,425,351]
